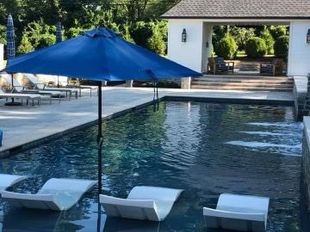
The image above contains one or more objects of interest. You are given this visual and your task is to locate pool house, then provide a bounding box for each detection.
[163,0,310,88]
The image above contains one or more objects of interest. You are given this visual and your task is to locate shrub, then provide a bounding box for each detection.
[215,33,238,59]
[230,27,255,51]
[131,21,154,48]
[17,34,34,54]
[245,37,267,58]
[119,24,135,43]
[260,29,274,54]
[274,35,289,58]
[270,26,288,41]
[20,20,56,50]
[147,25,166,55]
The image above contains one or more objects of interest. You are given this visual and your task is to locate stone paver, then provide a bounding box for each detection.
[0,87,293,155]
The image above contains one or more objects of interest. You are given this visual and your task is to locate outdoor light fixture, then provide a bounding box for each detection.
[182,29,187,42]
[307,29,310,44]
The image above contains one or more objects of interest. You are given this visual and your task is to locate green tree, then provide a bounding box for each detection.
[274,35,289,58]
[230,27,255,51]
[245,37,267,58]
[147,24,166,54]
[215,33,238,59]
[21,19,56,50]
[260,28,274,54]
[270,25,288,41]
[17,33,33,53]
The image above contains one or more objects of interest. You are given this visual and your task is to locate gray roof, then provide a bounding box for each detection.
[162,0,310,19]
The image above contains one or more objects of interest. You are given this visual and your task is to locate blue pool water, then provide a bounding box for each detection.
[0,101,303,231]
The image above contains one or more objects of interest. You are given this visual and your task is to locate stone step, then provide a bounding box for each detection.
[192,79,293,84]
[191,75,293,92]
[191,81,293,87]
[195,76,292,81]
[191,85,292,91]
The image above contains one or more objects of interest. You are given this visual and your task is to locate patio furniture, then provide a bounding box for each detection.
[260,59,284,76]
[1,74,62,102]
[0,89,42,106]
[24,74,78,99]
[100,186,183,221]
[0,174,27,191]
[1,178,96,211]
[208,57,234,74]
[203,193,269,232]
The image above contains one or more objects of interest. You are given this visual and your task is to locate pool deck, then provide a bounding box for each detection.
[0,87,293,156]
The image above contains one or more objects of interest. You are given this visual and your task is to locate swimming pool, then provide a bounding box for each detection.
[0,101,303,231]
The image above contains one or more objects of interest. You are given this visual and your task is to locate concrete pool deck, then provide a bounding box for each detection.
[0,87,293,156]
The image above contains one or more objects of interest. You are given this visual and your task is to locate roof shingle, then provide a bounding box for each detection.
[162,0,310,19]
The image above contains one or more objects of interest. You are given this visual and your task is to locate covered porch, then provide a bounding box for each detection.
[163,0,310,89]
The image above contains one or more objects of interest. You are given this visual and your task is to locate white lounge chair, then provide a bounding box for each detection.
[0,89,41,105]
[100,186,183,221]
[1,178,96,211]
[0,174,27,191]
[203,193,269,232]
[24,74,79,99]
[0,74,63,100]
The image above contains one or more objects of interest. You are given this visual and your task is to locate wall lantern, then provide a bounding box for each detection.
[307,29,310,44]
[182,29,187,43]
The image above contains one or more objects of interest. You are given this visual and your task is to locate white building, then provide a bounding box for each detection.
[163,0,310,77]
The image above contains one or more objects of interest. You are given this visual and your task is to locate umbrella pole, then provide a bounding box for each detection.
[97,81,103,195]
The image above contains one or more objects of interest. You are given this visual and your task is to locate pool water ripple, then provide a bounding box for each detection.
[0,101,304,231]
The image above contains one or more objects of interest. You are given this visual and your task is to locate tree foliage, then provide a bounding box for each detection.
[0,0,178,54]
[274,35,289,58]
[215,33,238,59]
[245,37,267,58]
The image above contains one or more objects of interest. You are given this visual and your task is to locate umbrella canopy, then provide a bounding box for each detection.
[6,14,15,60]
[56,22,62,43]
[5,27,200,80]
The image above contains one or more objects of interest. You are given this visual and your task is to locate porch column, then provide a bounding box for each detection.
[288,20,310,76]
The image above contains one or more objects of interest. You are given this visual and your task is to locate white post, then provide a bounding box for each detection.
[125,80,133,87]
[181,77,191,89]
[287,21,310,76]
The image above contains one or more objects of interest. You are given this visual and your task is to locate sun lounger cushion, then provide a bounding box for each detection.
[203,193,269,232]
[0,174,27,191]
[1,178,96,211]
[100,186,183,221]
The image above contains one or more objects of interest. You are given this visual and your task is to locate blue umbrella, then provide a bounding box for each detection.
[5,27,201,195]
[55,21,62,87]
[5,14,19,105]
[56,22,62,43]
[6,27,200,81]
[6,14,15,60]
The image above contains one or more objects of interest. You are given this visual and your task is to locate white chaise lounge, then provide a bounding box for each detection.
[25,74,79,99]
[203,193,269,232]
[1,178,96,211]
[1,74,63,100]
[0,174,27,191]
[100,186,183,221]
[0,89,41,105]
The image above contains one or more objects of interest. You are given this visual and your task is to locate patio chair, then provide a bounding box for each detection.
[0,174,27,191]
[100,186,183,221]
[208,57,234,74]
[203,193,269,232]
[260,59,284,76]
[24,74,78,99]
[1,178,96,211]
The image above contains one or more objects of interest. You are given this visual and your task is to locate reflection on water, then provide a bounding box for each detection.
[0,102,303,231]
